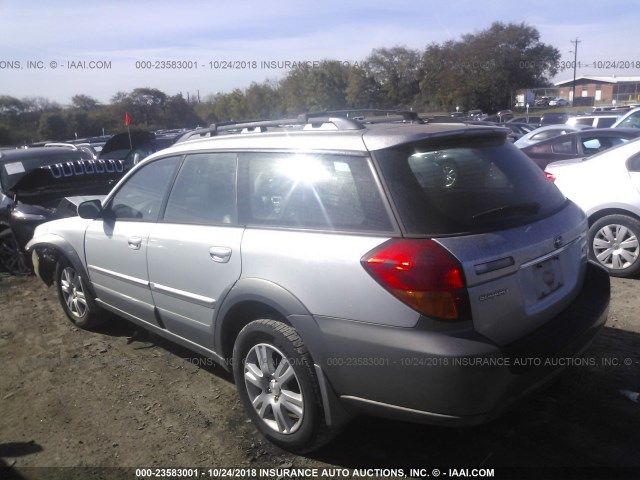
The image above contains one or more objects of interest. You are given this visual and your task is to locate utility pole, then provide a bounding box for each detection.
[570,38,581,107]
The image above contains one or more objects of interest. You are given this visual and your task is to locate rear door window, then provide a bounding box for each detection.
[238,152,392,232]
[375,138,566,235]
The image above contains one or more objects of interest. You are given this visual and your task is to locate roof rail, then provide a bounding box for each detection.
[175,115,365,143]
[306,109,423,124]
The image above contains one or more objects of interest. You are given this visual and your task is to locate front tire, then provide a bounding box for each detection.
[589,214,640,277]
[232,319,331,452]
[0,229,32,276]
[55,259,106,329]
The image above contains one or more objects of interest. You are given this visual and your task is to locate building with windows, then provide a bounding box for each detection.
[553,76,640,106]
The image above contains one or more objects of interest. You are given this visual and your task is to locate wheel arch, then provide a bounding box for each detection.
[26,234,93,294]
[218,280,350,432]
[587,208,640,227]
[214,278,318,364]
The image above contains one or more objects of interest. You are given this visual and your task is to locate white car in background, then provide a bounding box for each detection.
[566,114,620,128]
[549,98,569,107]
[612,107,640,129]
[545,138,640,277]
[513,124,591,149]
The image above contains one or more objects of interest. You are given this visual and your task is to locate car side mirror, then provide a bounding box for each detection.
[77,199,103,219]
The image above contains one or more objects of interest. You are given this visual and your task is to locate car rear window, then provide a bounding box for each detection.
[374,137,567,235]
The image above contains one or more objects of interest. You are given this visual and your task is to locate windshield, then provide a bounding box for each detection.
[375,138,566,235]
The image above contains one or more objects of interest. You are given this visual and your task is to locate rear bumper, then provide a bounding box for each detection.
[315,261,609,425]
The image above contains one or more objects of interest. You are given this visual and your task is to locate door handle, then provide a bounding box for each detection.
[209,246,232,263]
[128,237,142,250]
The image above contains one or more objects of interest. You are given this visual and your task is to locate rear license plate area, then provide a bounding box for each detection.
[532,255,564,300]
[520,253,567,310]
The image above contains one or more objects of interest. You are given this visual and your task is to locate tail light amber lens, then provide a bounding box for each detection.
[362,239,471,320]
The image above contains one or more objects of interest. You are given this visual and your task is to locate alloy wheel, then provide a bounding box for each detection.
[243,343,304,434]
[60,267,89,319]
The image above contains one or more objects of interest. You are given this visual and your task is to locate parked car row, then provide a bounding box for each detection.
[533,97,568,107]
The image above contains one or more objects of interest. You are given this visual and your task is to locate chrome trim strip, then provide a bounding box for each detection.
[149,282,216,309]
[340,395,461,420]
[88,265,149,288]
[519,236,582,269]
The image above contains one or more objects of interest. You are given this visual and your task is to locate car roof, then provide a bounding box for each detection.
[149,119,509,159]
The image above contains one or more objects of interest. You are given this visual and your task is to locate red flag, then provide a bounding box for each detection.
[125,112,131,126]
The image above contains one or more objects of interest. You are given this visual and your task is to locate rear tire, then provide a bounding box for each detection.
[55,259,106,329]
[589,214,640,277]
[232,319,332,452]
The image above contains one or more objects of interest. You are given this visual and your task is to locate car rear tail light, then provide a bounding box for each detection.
[544,171,556,182]
[362,239,471,320]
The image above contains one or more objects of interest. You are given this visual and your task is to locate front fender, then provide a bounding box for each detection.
[26,233,92,295]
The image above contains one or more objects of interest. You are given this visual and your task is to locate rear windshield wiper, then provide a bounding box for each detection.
[472,202,541,221]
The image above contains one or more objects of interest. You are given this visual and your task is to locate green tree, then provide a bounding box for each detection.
[164,94,203,128]
[0,125,13,145]
[110,88,169,128]
[345,66,381,108]
[279,61,350,113]
[0,95,26,114]
[38,112,69,140]
[242,81,283,119]
[22,96,61,113]
[71,94,100,111]
[364,47,423,108]
[421,22,560,113]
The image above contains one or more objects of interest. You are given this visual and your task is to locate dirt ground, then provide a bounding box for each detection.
[0,272,639,480]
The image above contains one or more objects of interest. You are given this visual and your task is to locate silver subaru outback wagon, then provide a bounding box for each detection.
[27,111,610,452]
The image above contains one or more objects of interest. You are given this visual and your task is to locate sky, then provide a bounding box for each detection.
[1,0,640,105]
